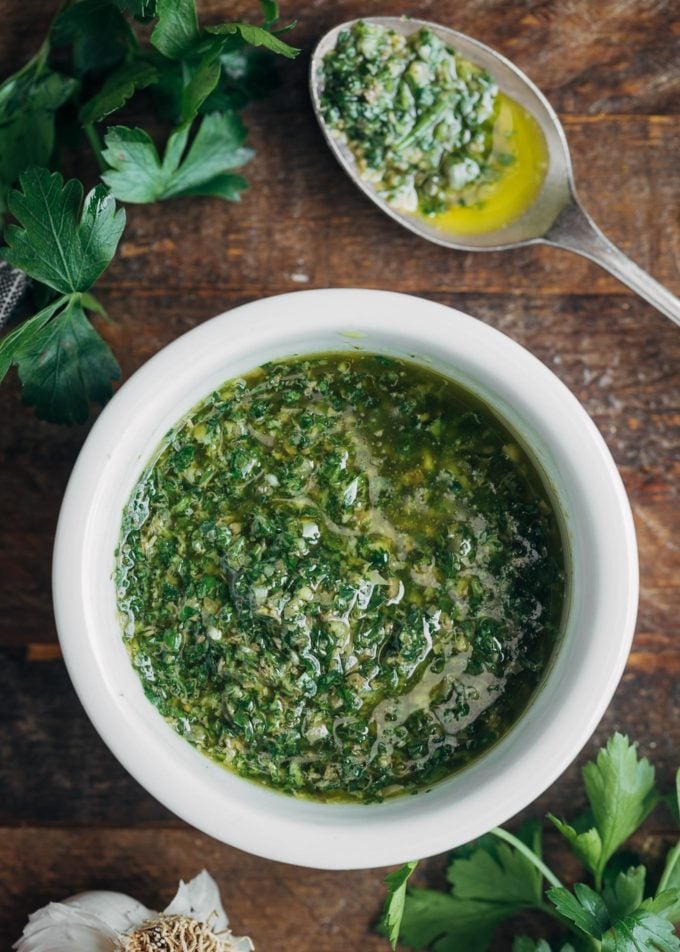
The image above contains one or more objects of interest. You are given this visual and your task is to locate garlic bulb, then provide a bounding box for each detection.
[14,870,254,952]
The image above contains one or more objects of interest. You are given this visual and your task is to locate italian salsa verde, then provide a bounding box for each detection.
[117,354,565,802]
[320,21,548,235]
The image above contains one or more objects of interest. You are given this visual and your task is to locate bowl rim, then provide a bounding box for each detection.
[53,288,638,870]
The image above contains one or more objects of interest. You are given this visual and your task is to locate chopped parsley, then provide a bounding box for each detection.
[320,21,499,216]
[117,353,565,802]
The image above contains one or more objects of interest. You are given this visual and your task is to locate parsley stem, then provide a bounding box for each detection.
[84,124,106,173]
[489,827,564,889]
[658,841,680,893]
[491,829,603,951]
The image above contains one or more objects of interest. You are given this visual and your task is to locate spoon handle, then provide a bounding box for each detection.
[542,198,680,327]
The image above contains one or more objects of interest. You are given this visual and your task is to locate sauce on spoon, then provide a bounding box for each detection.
[430,92,547,235]
[320,21,547,236]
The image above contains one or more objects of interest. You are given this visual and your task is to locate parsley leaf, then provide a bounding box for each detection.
[13,295,120,424]
[549,883,611,939]
[550,883,680,950]
[154,47,278,126]
[178,54,223,122]
[0,297,65,385]
[672,771,680,826]
[447,825,544,906]
[513,939,576,952]
[260,0,280,29]
[583,735,658,861]
[550,734,658,888]
[0,168,124,422]
[377,735,680,952]
[2,167,125,293]
[53,0,137,76]
[398,889,511,952]
[151,0,299,62]
[204,49,279,111]
[646,891,680,924]
[0,0,297,424]
[101,112,253,203]
[387,826,549,951]
[115,0,157,21]
[654,771,680,923]
[205,21,299,59]
[603,866,647,921]
[151,0,199,59]
[382,861,417,950]
[549,816,602,878]
[657,845,680,922]
[149,0,293,124]
[79,59,160,124]
[601,907,680,951]
[0,58,77,221]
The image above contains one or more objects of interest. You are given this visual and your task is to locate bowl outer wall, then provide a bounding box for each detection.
[52,288,638,870]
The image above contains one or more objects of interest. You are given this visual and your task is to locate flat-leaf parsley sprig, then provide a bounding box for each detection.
[0,167,124,423]
[381,734,680,951]
[0,0,299,424]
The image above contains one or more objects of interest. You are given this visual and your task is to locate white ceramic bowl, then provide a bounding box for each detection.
[53,289,638,870]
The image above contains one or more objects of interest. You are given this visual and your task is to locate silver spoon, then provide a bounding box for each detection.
[310,16,680,327]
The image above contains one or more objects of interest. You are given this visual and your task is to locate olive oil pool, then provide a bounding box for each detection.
[117,354,565,802]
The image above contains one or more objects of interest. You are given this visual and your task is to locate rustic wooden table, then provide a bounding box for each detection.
[1,1,678,948]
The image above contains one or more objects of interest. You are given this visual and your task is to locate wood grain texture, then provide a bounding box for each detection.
[0,828,391,951]
[1,820,679,950]
[3,1,679,115]
[0,0,678,949]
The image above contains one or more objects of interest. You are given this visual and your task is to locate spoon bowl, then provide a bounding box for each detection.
[310,16,680,323]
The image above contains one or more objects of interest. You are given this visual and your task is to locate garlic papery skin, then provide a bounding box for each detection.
[14,871,254,952]
[12,899,124,952]
[68,892,157,934]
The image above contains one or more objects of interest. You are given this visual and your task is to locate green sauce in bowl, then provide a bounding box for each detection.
[117,353,565,802]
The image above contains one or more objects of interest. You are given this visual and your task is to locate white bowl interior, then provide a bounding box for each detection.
[53,289,638,869]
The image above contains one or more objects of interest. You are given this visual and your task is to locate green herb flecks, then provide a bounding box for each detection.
[117,353,565,802]
[320,21,498,216]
